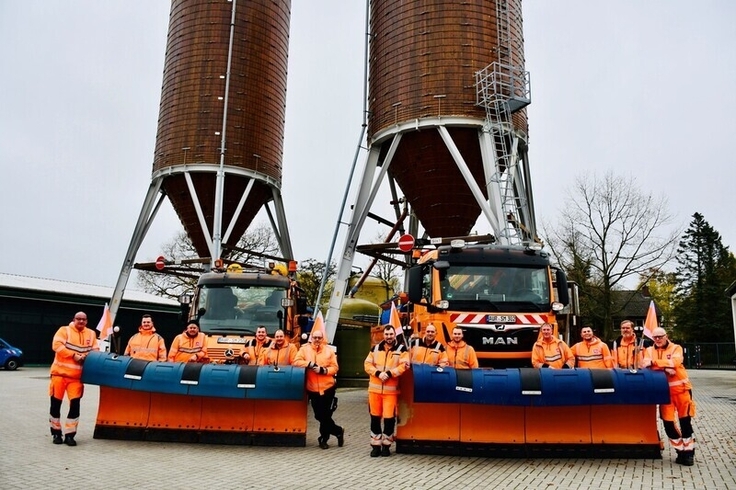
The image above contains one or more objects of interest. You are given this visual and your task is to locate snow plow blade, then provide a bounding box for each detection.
[396,364,670,458]
[82,351,307,445]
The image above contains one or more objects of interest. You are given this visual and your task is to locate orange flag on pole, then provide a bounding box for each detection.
[642,300,658,340]
[389,301,403,337]
[96,302,113,340]
[309,311,327,342]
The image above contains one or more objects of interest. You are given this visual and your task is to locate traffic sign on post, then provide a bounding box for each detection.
[155,256,166,271]
[398,234,415,252]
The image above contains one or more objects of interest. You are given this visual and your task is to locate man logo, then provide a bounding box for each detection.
[482,337,518,345]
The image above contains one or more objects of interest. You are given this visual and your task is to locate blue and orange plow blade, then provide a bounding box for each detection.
[397,364,670,458]
[82,351,307,445]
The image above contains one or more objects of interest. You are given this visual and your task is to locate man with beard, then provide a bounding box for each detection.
[168,320,208,363]
[259,329,297,366]
[364,325,409,457]
[446,327,478,369]
[531,322,574,369]
[409,324,448,367]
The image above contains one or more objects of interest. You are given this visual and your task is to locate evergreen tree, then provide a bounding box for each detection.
[673,213,736,342]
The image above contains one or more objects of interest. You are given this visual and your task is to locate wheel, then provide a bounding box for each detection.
[5,358,19,371]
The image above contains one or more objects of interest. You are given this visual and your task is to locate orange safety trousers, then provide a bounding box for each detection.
[660,390,696,421]
[49,376,84,434]
[368,392,397,418]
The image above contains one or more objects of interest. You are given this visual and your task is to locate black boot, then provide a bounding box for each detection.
[51,429,63,445]
[682,450,695,466]
[318,436,329,449]
[674,450,684,464]
[64,434,77,447]
[370,445,381,457]
[381,445,391,457]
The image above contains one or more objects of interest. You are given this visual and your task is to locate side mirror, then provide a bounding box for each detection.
[407,266,423,303]
[555,269,569,306]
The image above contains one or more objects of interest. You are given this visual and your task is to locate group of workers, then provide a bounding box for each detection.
[48,312,696,466]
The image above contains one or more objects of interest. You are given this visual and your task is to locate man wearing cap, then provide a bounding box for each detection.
[409,324,448,367]
[641,327,697,466]
[168,320,208,363]
[124,314,167,361]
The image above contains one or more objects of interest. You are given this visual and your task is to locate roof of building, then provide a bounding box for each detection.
[611,289,659,318]
[0,272,178,306]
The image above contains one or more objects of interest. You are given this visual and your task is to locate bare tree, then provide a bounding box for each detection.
[543,172,680,339]
[136,222,281,300]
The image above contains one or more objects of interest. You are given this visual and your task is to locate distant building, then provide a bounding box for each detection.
[726,280,736,344]
[611,286,661,335]
[0,273,181,364]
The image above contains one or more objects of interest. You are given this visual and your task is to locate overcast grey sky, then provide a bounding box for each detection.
[1,1,734,288]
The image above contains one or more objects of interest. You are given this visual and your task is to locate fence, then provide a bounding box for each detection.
[681,342,736,370]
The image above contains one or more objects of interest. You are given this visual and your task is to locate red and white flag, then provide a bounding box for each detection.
[642,300,658,340]
[96,303,113,340]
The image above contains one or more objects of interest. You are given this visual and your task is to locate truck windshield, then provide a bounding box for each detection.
[196,285,285,335]
[439,265,549,312]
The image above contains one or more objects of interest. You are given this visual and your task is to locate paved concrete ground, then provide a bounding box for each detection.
[1,368,734,489]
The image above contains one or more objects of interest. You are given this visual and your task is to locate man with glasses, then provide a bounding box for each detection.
[409,324,448,367]
[49,312,99,446]
[294,330,344,449]
[641,327,697,466]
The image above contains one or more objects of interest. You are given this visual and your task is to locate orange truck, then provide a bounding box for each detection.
[406,240,569,368]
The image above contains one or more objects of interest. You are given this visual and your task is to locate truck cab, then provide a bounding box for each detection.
[407,241,569,367]
[188,266,306,363]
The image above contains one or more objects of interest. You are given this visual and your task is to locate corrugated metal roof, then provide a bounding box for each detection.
[0,272,178,306]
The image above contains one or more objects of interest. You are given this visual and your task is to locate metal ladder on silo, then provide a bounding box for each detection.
[474,0,532,245]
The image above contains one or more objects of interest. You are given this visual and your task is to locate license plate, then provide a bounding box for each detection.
[486,315,516,323]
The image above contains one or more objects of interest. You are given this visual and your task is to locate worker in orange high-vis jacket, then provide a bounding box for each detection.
[571,326,614,368]
[409,323,448,367]
[531,322,575,369]
[124,314,166,361]
[446,327,478,369]
[49,311,99,446]
[242,325,269,365]
[642,327,696,466]
[259,329,297,367]
[612,319,646,369]
[294,330,344,449]
[168,320,208,363]
[364,325,410,457]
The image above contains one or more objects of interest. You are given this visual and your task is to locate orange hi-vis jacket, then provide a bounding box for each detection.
[168,332,207,363]
[531,337,574,369]
[410,338,448,367]
[50,324,99,379]
[446,340,479,369]
[259,340,297,367]
[571,337,614,368]
[124,327,166,361]
[244,338,269,365]
[614,335,642,369]
[644,341,692,393]
[294,342,338,394]
[365,341,409,395]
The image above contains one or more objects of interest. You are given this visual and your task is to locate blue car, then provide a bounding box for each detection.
[0,338,23,371]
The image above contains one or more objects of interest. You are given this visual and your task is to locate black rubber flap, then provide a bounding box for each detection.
[180,362,204,385]
[123,359,149,380]
[237,365,258,388]
[455,369,474,392]
[590,369,615,393]
[520,368,542,395]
